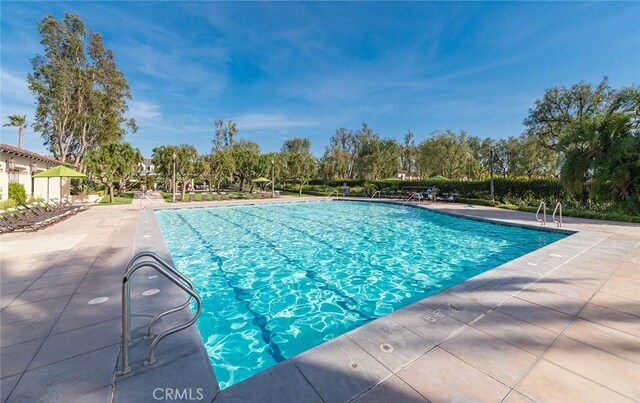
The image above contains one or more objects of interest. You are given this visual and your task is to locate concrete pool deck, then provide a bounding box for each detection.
[1,195,638,402]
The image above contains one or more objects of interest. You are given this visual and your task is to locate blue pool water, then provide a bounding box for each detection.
[155,201,565,389]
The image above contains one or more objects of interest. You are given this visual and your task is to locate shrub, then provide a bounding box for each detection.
[310,178,566,202]
[0,198,17,210]
[8,183,26,204]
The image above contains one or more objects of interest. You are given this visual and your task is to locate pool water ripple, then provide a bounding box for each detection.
[155,201,565,389]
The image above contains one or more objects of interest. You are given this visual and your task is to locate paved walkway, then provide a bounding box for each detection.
[1,196,638,402]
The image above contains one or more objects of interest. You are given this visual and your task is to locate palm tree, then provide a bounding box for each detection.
[3,115,27,149]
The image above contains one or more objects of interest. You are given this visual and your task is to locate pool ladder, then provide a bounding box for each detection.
[118,251,202,375]
[536,201,562,227]
[536,202,546,226]
[402,192,422,206]
[370,190,381,199]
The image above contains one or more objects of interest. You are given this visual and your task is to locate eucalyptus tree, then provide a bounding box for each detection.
[213,119,238,151]
[151,145,180,192]
[28,13,135,166]
[281,137,311,154]
[231,140,260,190]
[174,144,200,200]
[318,145,350,179]
[3,115,27,149]
[416,130,470,179]
[402,130,416,176]
[208,149,235,190]
[353,134,401,180]
[329,128,359,179]
[286,152,317,194]
[85,142,142,203]
[279,136,316,190]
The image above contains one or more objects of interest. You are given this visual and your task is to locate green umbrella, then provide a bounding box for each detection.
[33,165,86,202]
[251,177,270,183]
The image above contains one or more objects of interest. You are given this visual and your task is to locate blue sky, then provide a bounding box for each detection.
[1,2,638,157]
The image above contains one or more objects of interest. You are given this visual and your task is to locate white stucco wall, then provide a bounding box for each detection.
[1,151,62,201]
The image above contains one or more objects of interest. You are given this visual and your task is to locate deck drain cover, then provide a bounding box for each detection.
[88,297,109,305]
[349,362,360,371]
[380,343,394,353]
[142,289,160,296]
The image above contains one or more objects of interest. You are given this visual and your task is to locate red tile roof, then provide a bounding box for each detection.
[0,144,74,166]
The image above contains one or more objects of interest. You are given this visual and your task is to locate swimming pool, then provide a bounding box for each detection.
[155,201,565,389]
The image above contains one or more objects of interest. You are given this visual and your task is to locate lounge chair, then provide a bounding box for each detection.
[2,208,54,231]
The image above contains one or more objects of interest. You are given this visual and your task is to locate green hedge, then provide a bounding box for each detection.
[310,178,565,205]
[308,179,366,187]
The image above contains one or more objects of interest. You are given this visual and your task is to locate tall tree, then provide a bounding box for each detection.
[402,130,416,176]
[286,152,317,194]
[330,127,359,179]
[558,87,640,206]
[174,144,200,200]
[208,149,235,190]
[281,137,311,154]
[213,119,238,152]
[28,13,135,166]
[417,130,470,179]
[151,145,180,192]
[231,140,260,190]
[3,115,27,149]
[524,77,612,150]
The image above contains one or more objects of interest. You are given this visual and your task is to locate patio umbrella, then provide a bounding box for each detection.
[32,165,86,202]
[251,177,271,191]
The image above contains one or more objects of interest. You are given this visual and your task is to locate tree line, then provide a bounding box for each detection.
[19,14,639,212]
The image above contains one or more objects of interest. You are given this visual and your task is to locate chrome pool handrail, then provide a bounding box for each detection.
[536,201,546,226]
[552,202,562,228]
[370,190,381,199]
[119,257,201,375]
[326,190,341,198]
[124,252,195,338]
[402,192,421,206]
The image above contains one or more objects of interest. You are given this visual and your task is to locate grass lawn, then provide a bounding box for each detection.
[97,193,134,205]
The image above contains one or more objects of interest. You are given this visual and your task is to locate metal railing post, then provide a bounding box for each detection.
[402,192,421,206]
[553,202,562,227]
[118,276,131,375]
[536,201,546,226]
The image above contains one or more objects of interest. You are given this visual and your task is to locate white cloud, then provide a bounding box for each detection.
[0,68,33,105]
[128,100,161,120]
[231,113,316,130]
